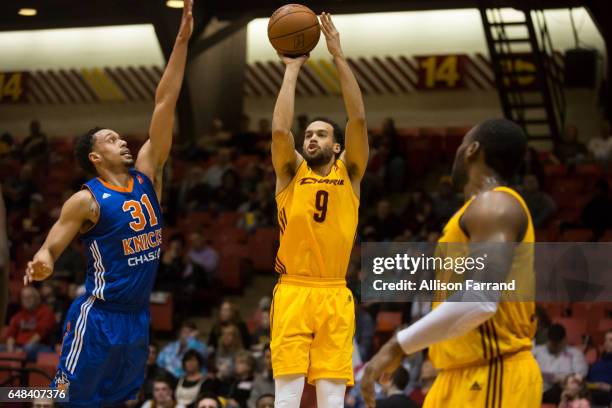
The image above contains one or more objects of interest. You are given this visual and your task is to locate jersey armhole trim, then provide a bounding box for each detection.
[337,158,361,201]
[275,157,306,198]
[80,185,100,235]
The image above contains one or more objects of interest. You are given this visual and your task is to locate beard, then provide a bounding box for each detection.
[304,146,335,167]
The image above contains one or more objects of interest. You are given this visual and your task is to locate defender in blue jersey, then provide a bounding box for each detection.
[23,2,194,406]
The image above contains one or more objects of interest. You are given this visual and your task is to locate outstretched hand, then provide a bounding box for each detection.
[320,12,343,58]
[177,0,194,41]
[278,52,309,68]
[24,251,54,285]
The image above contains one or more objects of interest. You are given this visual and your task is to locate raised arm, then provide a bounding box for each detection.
[320,13,368,184]
[136,0,194,198]
[271,54,307,194]
[0,184,8,326]
[24,190,98,285]
[361,191,526,407]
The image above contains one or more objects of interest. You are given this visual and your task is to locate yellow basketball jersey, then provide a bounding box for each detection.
[275,159,359,279]
[429,186,537,370]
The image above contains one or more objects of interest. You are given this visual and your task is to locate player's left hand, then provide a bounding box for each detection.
[320,12,343,58]
[361,337,404,408]
[177,0,194,41]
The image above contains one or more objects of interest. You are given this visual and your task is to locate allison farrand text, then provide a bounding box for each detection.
[372,279,516,292]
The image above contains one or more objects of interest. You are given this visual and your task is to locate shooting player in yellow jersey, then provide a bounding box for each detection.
[361,119,543,408]
[270,13,369,408]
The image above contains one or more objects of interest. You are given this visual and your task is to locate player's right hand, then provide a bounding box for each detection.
[278,52,309,67]
[24,251,54,285]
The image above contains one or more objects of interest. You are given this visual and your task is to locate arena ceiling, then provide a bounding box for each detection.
[0,0,585,32]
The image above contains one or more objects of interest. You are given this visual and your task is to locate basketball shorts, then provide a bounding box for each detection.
[51,295,149,407]
[270,275,355,386]
[424,351,542,408]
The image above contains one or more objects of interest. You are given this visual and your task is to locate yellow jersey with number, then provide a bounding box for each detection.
[275,159,359,279]
[429,186,537,370]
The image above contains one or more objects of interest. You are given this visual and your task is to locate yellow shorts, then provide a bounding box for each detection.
[270,275,355,386]
[424,351,542,408]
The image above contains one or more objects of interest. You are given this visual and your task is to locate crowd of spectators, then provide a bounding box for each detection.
[1,115,612,407]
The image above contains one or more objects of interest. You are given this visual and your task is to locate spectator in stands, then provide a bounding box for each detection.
[213,169,244,212]
[156,233,188,292]
[197,395,222,408]
[521,174,557,228]
[587,329,612,406]
[180,166,209,213]
[238,182,275,232]
[213,323,245,372]
[254,118,272,155]
[227,351,257,408]
[205,148,233,190]
[157,321,208,379]
[141,376,186,408]
[408,358,437,406]
[362,199,405,241]
[559,373,591,408]
[533,323,588,404]
[240,163,264,196]
[2,161,38,212]
[16,193,51,245]
[186,232,219,287]
[402,189,436,235]
[355,302,375,361]
[0,132,15,157]
[518,147,547,188]
[535,304,552,345]
[588,120,612,169]
[0,182,8,327]
[250,308,270,349]
[176,349,207,407]
[376,366,417,408]
[0,286,55,360]
[431,176,462,225]
[379,118,406,192]
[555,125,588,166]
[255,394,274,408]
[580,179,612,241]
[248,344,274,408]
[197,118,232,155]
[142,342,176,403]
[208,301,251,350]
[200,355,235,399]
[21,120,49,162]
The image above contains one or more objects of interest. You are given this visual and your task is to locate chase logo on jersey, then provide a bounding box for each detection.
[299,177,345,186]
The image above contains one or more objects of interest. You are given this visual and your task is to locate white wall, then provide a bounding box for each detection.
[246,8,605,62]
[0,24,164,71]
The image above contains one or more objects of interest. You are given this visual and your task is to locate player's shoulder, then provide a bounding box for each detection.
[466,189,525,221]
[62,189,99,220]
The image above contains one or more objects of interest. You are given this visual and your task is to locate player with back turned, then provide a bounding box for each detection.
[22,2,194,406]
[270,13,369,408]
[361,119,543,407]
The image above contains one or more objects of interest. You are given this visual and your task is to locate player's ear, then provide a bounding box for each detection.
[464,141,480,161]
[333,143,341,154]
[89,151,102,167]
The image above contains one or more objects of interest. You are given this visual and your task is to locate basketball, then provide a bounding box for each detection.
[268,4,321,57]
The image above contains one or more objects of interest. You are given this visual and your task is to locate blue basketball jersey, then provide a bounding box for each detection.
[81,169,162,309]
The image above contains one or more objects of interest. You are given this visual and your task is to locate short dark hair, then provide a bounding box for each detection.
[256,394,275,405]
[391,366,410,390]
[197,394,222,407]
[181,320,197,331]
[153,375,174,388]
[471,119,527,182]
[182,349,205,370]
[548,323,566,343]
[75,127,103,175]
[310,117,345,152]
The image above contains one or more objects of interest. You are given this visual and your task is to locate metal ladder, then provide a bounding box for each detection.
[479,4,566,143]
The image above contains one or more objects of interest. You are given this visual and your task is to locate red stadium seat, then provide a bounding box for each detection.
[36,352,59,367]
[543,164,567,177]
[150,293,174,332]
[557,228,593,242]
[554,318,587,345]
[0,351,27,362]
[26,362,55,387]
[376,311,402,333]
[539,302,565,319]
[0,360,21,386]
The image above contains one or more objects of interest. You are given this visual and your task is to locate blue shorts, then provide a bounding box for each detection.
[51,295,149,407]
